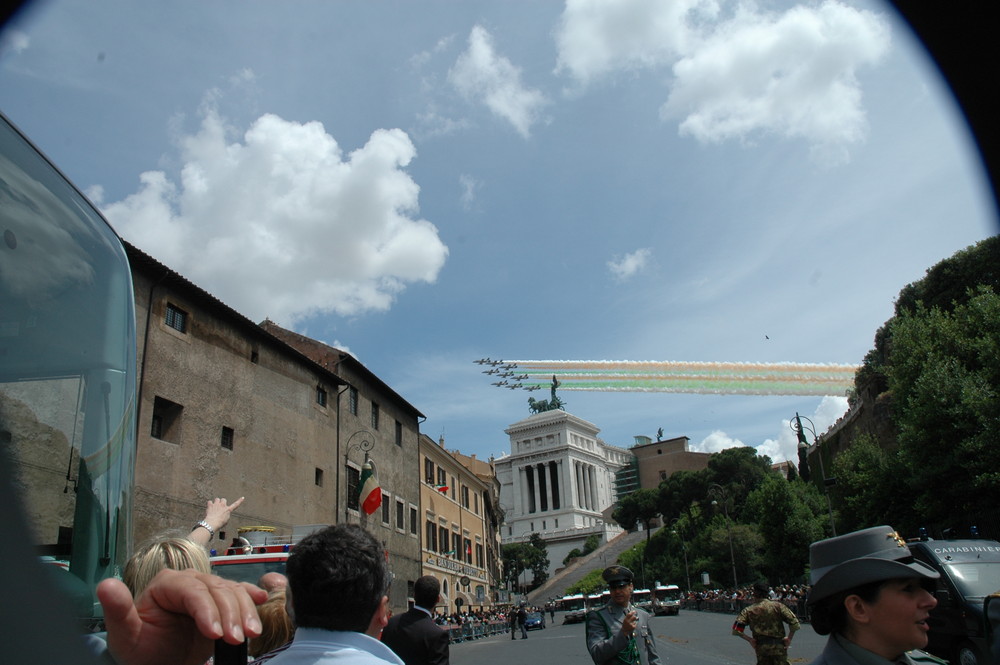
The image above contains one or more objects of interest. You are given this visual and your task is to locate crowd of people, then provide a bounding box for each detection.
[66,497,953,665]
[681,585,811,618]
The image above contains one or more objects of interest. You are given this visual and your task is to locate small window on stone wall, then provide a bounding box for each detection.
[221,426,234,450]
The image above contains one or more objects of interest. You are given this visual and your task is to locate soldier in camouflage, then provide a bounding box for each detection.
[732,582,800,665]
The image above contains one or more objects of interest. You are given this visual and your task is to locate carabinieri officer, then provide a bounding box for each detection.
[586,566,661,665]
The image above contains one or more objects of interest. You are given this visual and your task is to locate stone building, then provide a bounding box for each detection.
[495,409,628,578]
[127,242,422,610]
[447,446,505,605]
[630,435,710,489]
[419,434,502,613]
[260,321,425,607]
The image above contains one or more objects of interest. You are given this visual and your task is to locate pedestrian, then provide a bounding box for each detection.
[806,525,944,665]
[381,575,449,665]
[510,608,518,640]
[586,566,660,665]
[517,604,528,639]
[732,581,800,665]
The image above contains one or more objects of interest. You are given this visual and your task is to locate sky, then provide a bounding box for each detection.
[1,0,996,466]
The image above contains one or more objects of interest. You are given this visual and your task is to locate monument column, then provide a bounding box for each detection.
[549,461,560,511]
[589,465,598,511]
[519,466,530,514]
[557,459,567,509]
[574,461,583,510]
[543,462,554,512]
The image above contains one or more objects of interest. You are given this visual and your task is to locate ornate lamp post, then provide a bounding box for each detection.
[670,518,691,593]
[790,413,837,536]
[344,429,376,521]
[708,483,738,590]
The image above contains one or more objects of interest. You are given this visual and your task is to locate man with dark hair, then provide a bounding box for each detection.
[380,575,449,665]
[268,524,402,665]
[732,581,800,665]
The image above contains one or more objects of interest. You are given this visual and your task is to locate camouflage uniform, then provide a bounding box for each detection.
[732,599,800,665]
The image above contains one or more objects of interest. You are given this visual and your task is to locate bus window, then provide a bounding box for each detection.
[0,111,137,626]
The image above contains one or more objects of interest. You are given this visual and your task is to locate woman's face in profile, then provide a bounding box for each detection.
[851,578,937,659]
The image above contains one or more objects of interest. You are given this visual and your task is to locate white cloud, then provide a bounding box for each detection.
[0,29,29,59]
[555,0,716,85]
[692,395,850,463]
[697,430,746,453]
[459,173,481,210]
[662,2,891,163]
[103,101,448,326]
[554,0,891,163]
[448,25,548,138]
[608,247,652,281]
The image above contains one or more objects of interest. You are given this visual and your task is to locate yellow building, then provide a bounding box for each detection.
[419,434,502,613]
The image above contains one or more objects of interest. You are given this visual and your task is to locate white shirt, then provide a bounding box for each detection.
[267,627,405,665]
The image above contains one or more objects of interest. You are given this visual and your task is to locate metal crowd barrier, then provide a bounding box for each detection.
[679,598,810,622]
[445,620,510,643]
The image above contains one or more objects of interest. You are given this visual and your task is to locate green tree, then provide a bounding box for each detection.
[566,568,605,595]
[582,533,601,555]
[855,236,1000,408]
[563,548,583,565]
[828,433,909,533]
[528,532,551,586]
[617,540,651,588]
[656,470,708,524]
[503,533,551,591]
[744,474,823,583]
[613,488,660,541]
[700,518,763,589]
[501,542,532,589]
[887,287,1000,531]
[704,447,773,518]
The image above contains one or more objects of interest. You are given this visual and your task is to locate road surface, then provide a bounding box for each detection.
[450,610,826,665]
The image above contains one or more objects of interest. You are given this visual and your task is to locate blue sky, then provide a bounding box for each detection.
[2,0,995,464]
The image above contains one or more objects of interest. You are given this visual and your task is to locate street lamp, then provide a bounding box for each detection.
[708,483,738,590]
[669,518,691,593]
[790,413,837,536]
[345,429,376,522]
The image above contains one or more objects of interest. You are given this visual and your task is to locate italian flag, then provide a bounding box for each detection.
[359,461,382,515]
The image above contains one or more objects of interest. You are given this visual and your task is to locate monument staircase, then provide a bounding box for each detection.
[526,527,651,604]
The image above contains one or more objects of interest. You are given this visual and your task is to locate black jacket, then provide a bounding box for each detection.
[381,608,450,665]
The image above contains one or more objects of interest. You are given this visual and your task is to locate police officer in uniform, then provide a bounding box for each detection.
[806,526,947,665]
[732,581,800,665]
[586,566,661,665]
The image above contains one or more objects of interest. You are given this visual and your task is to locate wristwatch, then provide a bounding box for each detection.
[194,520,215,537]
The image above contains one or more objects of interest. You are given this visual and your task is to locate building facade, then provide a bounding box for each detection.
[419,434,502,613]
[496,409,628,578]
[630,435,710,489]
[128,243,422,611]
[259,321,425,612]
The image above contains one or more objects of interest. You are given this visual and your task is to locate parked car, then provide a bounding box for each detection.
[525,611,546,630]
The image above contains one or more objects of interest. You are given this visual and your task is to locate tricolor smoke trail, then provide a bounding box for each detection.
[492,360,857,396]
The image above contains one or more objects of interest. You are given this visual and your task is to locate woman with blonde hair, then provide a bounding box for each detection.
[123,536,211,597]
[249,588,294,660]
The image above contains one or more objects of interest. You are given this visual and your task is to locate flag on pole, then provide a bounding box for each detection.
[359,459,382,515]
